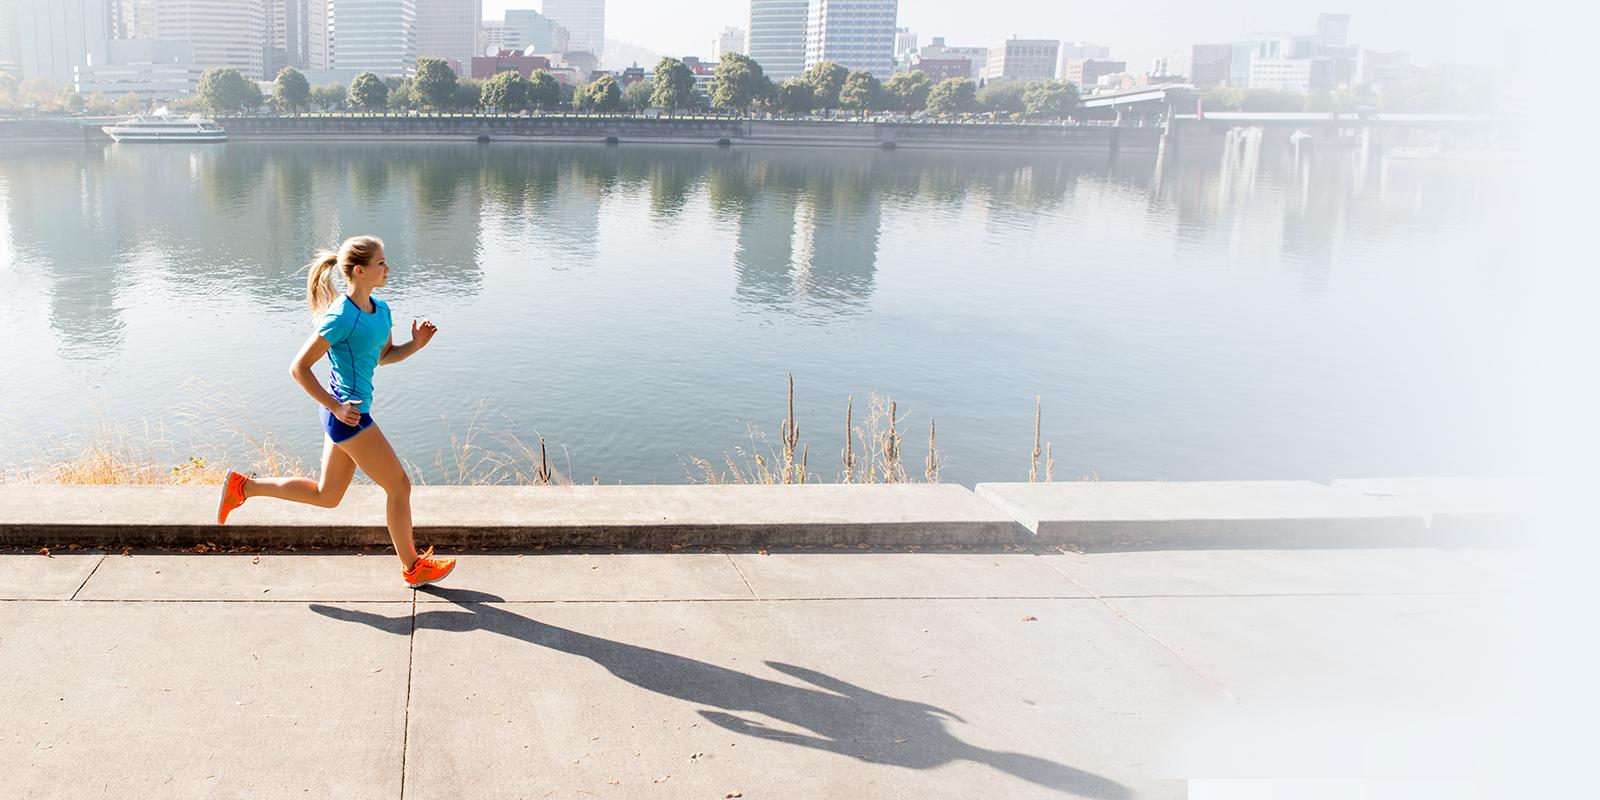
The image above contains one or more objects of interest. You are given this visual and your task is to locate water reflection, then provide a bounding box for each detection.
[0,139,1520,484]
[1,151,130,357]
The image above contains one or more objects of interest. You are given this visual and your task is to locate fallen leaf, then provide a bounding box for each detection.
[725,792,743,798]
[251,556,260,565]
[67,543,81,550]
[1022,615,1037,622]
[591,564,599,570]
[37,547,51,558]
[194,544,208,554]
[371,667,383,673]
[757,548,768,556]
[606,779,619,785]
[653,775,671,784]
[121,548,132,557]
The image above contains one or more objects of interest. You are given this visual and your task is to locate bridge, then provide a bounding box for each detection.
[1078,84,1516,131]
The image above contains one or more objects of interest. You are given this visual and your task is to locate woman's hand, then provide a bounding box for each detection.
[334,399,364,425]
[412,318,438,348]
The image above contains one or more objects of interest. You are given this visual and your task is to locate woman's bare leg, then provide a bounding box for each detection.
[241,436,355,508]
[335,425,418,570]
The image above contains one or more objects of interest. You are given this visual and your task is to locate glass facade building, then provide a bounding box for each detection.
[805,0,897,78]
[747,0,807,80]
[541,0,602,59]
[328,0,415,77]
[415,0,477,69]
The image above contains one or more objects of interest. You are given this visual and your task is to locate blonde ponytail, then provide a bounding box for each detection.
[305,250,339,312]
[304,235,384,313]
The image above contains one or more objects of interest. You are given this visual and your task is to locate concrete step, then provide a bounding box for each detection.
[973,480,1431,549]
[1331,477,1530,540]
[0,484,1024,548]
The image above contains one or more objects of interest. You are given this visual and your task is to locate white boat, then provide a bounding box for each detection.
[101,114,227,143]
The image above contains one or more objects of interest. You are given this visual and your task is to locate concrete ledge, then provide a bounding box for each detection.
[973,480,1429,549]
[1331,477,1530,541]
[0,484,1023,548]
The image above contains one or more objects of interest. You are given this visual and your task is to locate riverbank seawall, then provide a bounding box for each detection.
[0,478,1522,550]
[1,115,1161,154]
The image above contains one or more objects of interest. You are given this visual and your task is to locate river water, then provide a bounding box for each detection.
[0,140,1526,484]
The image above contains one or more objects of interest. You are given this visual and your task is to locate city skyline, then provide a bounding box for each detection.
[479,0,1518,71]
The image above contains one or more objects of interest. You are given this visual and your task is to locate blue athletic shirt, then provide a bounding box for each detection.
[315,295,392,413]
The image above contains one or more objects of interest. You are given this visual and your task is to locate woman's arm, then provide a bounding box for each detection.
[379,318,438,366]
[289,333,362,423]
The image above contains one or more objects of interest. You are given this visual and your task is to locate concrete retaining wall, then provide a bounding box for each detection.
[0,479,1521,550]
[218,116,1158,154]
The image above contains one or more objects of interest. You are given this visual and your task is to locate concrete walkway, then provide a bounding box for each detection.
[2,547,1533,798]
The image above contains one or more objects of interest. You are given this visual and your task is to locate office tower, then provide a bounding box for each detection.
[146,1,266,79]
[541,0,603,59]
[983,37,1059,82]
[1189,43,1231,88]
[415,0,478,68]
[805,0,897,77]
[713,25,744,58]
[6,0,111,86]
[327,0,415,76]
[746,0,807,80]
[1315,12,1351,46]
[504,9,568,53]
[306,0,326,69]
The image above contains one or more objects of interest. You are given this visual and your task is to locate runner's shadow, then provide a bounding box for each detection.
[311,587,1131,798]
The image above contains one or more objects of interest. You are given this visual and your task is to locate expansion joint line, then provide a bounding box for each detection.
[1035,554,1241,704]
[399,592,417,799]
[725,554,759,599]
[69,554,106,601]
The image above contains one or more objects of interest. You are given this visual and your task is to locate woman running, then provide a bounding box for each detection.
[214,235,455,588]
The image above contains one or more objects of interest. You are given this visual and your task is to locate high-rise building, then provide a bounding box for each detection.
[541,0,602,60]
[327,0,415,76]
[147,1,266,79]
[415,0,477,69]
[265,0,312,75]
[7,0,111,86]
[893,26,916,58]
[746,0,806,80]
[113,0,157,39]
[1189,43,1231,88]
[306,0,327,69]
[0,2,18,76]
[805,0,898,77]
[1315,12,1351,46]
[712,25,744,59]
[503,9,568,54]
[480,19,503,54]
[983,37,1058,82]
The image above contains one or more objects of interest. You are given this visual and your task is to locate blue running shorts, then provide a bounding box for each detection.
[320,407,374,444]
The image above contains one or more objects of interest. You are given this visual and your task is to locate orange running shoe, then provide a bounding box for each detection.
[403,546,456,588]
[217,470,248,525]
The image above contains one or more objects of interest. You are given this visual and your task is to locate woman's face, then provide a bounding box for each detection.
[356,246,390,288]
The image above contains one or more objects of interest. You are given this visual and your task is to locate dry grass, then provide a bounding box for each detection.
[7,381,1059,487]
[415,401,575,486]
[9,415,306,486]
[689,378,949,485]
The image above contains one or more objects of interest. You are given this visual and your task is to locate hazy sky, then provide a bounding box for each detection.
[481,1,1524,70]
